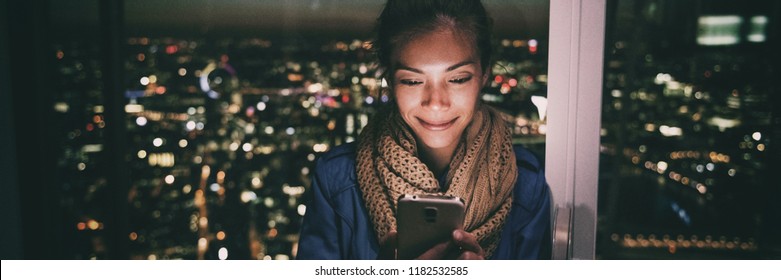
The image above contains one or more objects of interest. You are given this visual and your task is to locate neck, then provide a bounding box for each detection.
[419,142,458,178]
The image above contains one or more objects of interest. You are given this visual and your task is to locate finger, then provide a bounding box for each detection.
[457,251,484,260]
[377,231,397,260]
[452,230,485,257]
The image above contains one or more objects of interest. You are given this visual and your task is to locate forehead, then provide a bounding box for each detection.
[392,29,479,69]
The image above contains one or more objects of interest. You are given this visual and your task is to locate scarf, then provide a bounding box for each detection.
[356,103,518,258]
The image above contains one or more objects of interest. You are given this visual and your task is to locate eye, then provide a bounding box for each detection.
[399,79,423,86]
[449,76,473,84]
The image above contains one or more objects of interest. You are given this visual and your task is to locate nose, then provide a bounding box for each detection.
[422,82,450,110]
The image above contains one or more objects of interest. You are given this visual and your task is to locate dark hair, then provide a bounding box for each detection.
[373,0,494,78]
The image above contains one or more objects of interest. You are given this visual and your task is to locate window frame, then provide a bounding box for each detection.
[546,0,606,260]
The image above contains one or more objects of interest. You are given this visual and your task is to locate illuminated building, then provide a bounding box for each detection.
[33,35,546,259]
[597,0,778,259]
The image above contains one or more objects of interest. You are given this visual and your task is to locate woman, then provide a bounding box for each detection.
[297,0,551,260]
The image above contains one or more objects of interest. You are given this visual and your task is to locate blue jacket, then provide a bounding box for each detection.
[297,142,551,259]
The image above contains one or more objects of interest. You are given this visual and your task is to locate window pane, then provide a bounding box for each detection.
[598,0,779,259]
[49,0,110,259]
[45,0,550,259]
[121,1,550,260]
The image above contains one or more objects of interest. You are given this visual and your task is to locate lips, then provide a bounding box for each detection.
[417,117,458,131]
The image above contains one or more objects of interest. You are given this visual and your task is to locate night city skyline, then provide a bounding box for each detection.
[2,0,779,260]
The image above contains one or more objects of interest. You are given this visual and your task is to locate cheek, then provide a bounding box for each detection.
[455,86,480,107]
[394,90,418,111]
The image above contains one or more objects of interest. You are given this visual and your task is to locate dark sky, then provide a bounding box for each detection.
[50,0,549,39]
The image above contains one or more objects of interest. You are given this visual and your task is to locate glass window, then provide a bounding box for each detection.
[37,0,551,259]
[597,0,779,259]
[49,0,110,259]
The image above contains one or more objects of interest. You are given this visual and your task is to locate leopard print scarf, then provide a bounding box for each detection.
[356,103,517,258]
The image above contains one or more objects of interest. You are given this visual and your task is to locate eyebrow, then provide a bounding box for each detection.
[395,60,476,74]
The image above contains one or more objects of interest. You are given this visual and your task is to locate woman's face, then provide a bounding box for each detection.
[392,29,485,154]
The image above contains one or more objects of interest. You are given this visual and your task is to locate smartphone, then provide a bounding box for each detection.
[396,194,465,259]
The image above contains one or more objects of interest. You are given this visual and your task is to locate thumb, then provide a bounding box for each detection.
[377,231,398,260]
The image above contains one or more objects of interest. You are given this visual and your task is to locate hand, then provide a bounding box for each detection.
[414,239,456,260]
[451,229,485,260]
[379,230,455,260]
[377,231,398,260]
[414,230,484,260]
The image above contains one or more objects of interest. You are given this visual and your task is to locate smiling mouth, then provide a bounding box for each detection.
[417,117,458,131]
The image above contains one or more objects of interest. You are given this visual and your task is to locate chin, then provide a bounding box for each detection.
[417,133,459,151]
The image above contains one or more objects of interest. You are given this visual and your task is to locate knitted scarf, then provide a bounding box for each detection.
[356,103,517,258]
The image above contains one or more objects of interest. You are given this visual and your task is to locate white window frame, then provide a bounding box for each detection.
[546,0,606,259]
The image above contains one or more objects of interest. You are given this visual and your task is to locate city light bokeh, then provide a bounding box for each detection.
[4,0,778,260]
[596,0,778,259]
[48,32,547,259]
